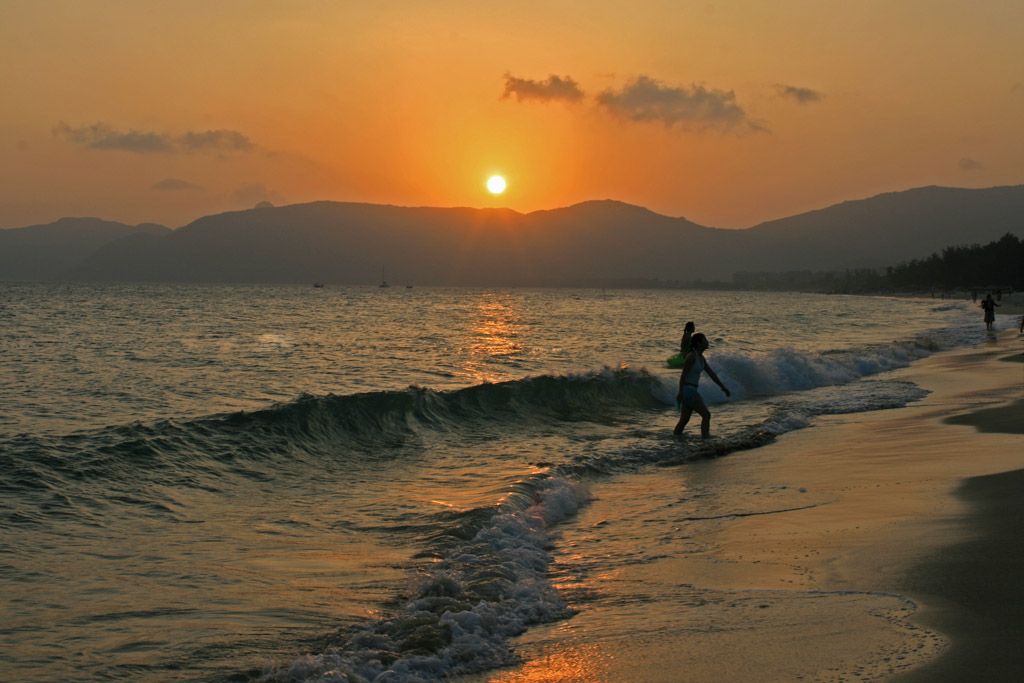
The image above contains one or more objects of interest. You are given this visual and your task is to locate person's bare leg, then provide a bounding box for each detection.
[694,396,712,438]
[674,406,693,435]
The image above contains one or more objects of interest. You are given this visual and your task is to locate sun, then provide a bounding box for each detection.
[486,175,506,194]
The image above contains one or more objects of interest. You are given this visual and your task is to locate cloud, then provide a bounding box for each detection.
[501,73,584,103]
[774,83,823,104]
[54,122,172,153]
[231,182,284,208]
[152,178,203,191]
[958,157,984,171]
[54,122,254,154]
[179,130,254,152]
[597,76,753,131]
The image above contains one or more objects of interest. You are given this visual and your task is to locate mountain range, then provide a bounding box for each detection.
[2,185,1023,285]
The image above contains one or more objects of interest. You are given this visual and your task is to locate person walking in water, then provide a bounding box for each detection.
[981,293,999,331]
[673,333,730,438]
[680,321,695,355]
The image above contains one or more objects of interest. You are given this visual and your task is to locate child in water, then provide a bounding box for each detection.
[674,333,730,438]
[680,321,695,355]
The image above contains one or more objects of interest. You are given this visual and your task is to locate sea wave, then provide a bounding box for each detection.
[651,334,944,405]
[259,475,587,682]
[253,374,931,681]
[2,332,955,504]
[0,367,660,481]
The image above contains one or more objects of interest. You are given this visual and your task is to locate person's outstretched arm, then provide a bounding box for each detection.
[703,363,731,397]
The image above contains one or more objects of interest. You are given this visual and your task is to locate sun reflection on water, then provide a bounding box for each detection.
[460,294,526,384]
[483,636,613,682]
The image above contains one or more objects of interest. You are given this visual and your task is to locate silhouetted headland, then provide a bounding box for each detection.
[2,185,1023,286]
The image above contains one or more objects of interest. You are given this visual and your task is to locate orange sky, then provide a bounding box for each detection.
[2,0,1023,229]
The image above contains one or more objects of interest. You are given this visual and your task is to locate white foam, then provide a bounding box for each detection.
[261,476,589,682]
[651,313,1006,408]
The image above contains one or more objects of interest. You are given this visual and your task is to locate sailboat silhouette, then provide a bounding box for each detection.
[379,267,390,288]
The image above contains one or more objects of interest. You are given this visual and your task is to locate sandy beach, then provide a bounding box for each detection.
[466,329,1024,682]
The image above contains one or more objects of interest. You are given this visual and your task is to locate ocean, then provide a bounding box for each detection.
[0,283,1015,682]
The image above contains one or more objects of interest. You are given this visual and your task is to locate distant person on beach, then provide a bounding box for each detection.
[673,333,731,439]
[680,321,695,355]
[981,293,999,331]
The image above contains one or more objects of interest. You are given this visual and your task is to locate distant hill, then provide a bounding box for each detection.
[0,218,170,281]
[3,185,1023,285]
[743,185,1024,272]
[60,200,724,285]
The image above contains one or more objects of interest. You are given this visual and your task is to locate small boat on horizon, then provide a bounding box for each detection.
[379,267,390,288]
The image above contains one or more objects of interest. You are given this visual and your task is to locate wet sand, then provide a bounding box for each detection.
[894,468,1024,681]
[891,346,1024,681]
[469,332,1024,682]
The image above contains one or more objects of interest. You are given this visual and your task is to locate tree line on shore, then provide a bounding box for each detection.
[687,232,1022,293]
[884,232,1021,291]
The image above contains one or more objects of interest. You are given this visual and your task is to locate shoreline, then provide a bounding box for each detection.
[467,331,1024,681]
[893,347,1024,681]
[894,468,1024,681]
